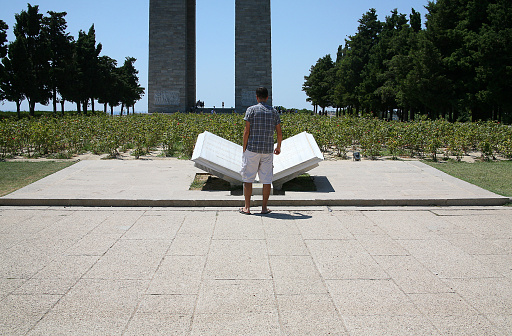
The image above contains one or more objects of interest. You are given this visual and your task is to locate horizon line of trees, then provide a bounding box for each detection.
[0,4,145,118]
[303,0,512,123]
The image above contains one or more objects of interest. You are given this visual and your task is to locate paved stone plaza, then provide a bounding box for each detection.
[0,206,511,335]
[0,160,511,335]
[0,160,508,207]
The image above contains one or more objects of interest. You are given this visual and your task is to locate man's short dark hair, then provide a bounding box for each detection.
[256,87,268,99]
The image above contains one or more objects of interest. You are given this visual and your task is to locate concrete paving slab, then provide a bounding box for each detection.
[296,212,354,240]
[12,277,78,296]
[428,315,503,336]
[408,292,480,316]
[190,312,281,336]
[373,255,454,294]
[442,278,512,315]
[442,233,509,255]
[136,294,197,315]
[123,314,192,336]
[276,294,348,335]
[122,213,182,240]
[441,214,512,239]
[486,314,512,334]
[0,206,511,335]
[0,159,509,207]
[306,240,389,280]
[354,234,410,256]
[0,294,61,335]
[195,279,277,314]
[265,236,309,256]
[204,240,271,280]
[341,315,440,336]
[147,256,206,295]
[475,254,512,279]
[85,239,170,280]
[213,211,265,239]
[27,278,148,336]
[399,239,502,279]
[327,279,423,316]
[0,278,26,300]
[363,211,444,239]
[269,256,327,295]
[167,234,211,256]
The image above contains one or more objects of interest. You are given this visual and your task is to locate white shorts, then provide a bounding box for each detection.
[240,150,274,184]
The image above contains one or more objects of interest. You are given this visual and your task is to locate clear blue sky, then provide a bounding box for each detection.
[1,0,429,112]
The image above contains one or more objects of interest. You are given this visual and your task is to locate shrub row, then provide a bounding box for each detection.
[1,113,511,161]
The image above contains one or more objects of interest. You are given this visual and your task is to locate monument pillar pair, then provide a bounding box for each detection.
[148,0,272,113]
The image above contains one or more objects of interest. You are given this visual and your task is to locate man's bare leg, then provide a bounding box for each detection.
[261,184,271,213]
[242,182,252,213]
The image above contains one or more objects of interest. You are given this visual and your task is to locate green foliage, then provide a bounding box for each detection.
[1,5,144,115]
[303,55,335,111]
[0,20,7,59]
[303,2,512,122]
[10,4,51,116]
[1,113,510,163]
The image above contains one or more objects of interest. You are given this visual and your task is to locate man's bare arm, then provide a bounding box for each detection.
[243,120,250,152]
[274,124,282,155]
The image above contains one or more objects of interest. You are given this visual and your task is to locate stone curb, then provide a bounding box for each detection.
[0,197,508,207]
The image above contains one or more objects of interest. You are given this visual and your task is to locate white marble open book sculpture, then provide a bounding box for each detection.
[191,131,324,190]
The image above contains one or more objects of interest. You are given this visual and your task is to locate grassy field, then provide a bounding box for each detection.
[0,161,75,197]
[424,160,512,199]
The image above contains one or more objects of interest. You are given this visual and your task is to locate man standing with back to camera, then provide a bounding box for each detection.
[239,87,282,215]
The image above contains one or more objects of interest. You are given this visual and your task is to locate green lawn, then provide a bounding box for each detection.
[424,160,512,199]
[0,161,75,197]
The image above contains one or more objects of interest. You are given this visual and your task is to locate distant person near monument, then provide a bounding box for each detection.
[240,87,282,215]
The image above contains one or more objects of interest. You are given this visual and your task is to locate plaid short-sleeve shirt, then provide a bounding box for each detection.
[244,103,281,154]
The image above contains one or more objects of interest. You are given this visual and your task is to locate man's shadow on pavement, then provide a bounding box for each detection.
[254,212,312,220]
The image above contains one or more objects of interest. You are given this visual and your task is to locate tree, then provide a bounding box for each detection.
[43,11,74,114]
[410,8,422,33]
[1,7,146,117]
[334,9,383,115]
[0,20,7,59]
[1,20,26,118]
[425,0,493,121]
[361,9,408,117]
[474,0,512,122]
[119,57,144,114]
[303,55,334,113]
[0,19,9,102]
[97,55,122,114]
[1,46,26,117]
[58,39,84,113]
[406,32,452,119]
[305,1,512,121]
[11,4,51,116]
[75,24,102,114]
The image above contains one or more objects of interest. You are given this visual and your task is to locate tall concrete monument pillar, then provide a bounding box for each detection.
[148,0,272,113]
[148,0,196,113]
[235,0,272,112]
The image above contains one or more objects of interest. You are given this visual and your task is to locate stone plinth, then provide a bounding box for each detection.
[149,0,272,113]
[148,0,195,113]
[235,0,272,112]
